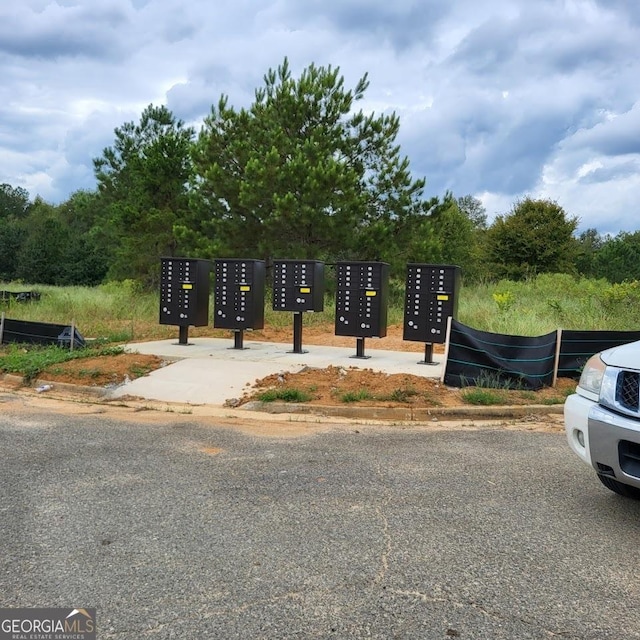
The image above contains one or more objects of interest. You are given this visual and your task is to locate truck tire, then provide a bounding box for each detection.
[597,473,640,499]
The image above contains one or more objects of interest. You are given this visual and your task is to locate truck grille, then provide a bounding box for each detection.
[617,371,640,412]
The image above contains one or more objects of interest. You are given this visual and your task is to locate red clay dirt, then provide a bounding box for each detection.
[31,324,574,410]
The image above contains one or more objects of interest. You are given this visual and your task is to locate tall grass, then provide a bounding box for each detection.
[2,273,639,342]
[460,274,636,334]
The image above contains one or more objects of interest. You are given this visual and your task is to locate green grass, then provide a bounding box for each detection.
[460,388,508,406]
[339,389,375,403]
[257,388,313,403]
[2,273,640,344]
[466,370,528,391]
[0,344,124,383]
[2,273,636,386]
[540,397,566,406]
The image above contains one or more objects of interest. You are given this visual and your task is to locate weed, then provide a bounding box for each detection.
[340,389,374,403]
[130,364,153,377]
[547,299,563,314]
[492,291,515,312]
[78,368,103,379]
[467,370,528,391]
[422,391,443,406]
[461,388,507,405]
[257,388,313,403]
[384,387,418,402]
[540,397,565,405]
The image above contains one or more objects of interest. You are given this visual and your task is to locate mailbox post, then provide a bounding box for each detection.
[159,258,212,344]
[213,259,266,349]
[272,260,325,353]
[334,261,389,358]
[403,264,461,364]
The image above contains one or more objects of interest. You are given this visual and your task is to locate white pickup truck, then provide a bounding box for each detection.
[564,340,640,499]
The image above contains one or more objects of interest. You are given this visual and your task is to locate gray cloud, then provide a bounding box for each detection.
[1,0,640,234]
[566,102,640,156]
[278,0,450,49]
[595,0,640,24]
[0,2,131,60]
[579,159,640,184]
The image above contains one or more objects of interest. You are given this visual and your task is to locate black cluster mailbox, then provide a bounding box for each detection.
[159,258,212,344]
[335,261,389,358]
[403,264,461,364]
[214,259,266,348]
[273,259,325,353]
[273,260,324,312]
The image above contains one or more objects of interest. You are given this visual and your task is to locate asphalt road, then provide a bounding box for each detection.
[1,404,639,639]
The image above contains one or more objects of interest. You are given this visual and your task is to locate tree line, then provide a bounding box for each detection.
[1,58,638,289]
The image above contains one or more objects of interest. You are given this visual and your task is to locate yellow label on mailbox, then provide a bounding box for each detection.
[300,287,311,294]
[365,290,377,297]
[182,283,193,290]
[240,285,251,292]
[437,294,449,301]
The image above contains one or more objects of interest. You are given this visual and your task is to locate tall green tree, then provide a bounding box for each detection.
[592,231,640,283]
[14,198,67,284]
[94,104,195,287]
[457,194,487,230]
[190,58,426,267]
[575,228,606,278]
[55,190,110,285]
[0,183,30,220]
[0,220,26,281]
[0,184,31,280]
[485,197,579,279]
[381,194,473,270]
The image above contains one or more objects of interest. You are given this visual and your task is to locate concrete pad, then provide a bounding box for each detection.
[110,337,443,407]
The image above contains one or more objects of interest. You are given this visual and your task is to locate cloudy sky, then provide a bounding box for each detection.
[1,0,639,235]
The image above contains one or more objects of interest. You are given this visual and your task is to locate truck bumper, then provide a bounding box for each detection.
[566,392,640,491]
[587,404,640,491]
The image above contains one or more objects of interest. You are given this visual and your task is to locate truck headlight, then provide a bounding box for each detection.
[578,354,606,396]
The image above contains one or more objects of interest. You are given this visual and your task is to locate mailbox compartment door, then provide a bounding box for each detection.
[272,260,325,312]
[335,262,389,338]
[159,258,210,327]
[214,259,265,330]
[403,264,460,343]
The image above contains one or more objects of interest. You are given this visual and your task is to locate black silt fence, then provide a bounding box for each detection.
[0,317,85,349]
[444,320,558,390]
[0,290,41,303]
[557,330,640,379]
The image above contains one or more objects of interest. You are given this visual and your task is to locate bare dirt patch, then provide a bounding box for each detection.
[39,353,167,387]
[21,323,574,411]
[240,365,575,409]
[247,323,439,353]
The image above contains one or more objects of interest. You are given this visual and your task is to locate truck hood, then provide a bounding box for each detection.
[600,339,640,371]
